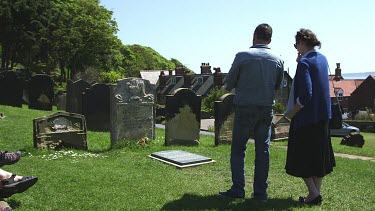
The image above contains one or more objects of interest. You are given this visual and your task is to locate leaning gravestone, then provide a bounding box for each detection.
[110,78,155,146]
[214,93,235,145]
[165,88,201,146]
[66,79,91,114]
[28,74,54,111]
[82,83,110,131]
[0,70,24,107]
[33,112,87,150]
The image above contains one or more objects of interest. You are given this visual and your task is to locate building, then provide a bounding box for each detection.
[350,75,375,111]
[329,63,364,112]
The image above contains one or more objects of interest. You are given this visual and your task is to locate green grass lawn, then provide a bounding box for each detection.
[1,105,375,210]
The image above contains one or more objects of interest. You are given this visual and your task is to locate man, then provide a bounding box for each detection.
[219,23,284,202]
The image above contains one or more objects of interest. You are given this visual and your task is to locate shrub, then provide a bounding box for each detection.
[201,87,228,113]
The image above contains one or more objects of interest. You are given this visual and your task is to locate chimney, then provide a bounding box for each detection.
[158,71,166,88]
[334,63,343,81]
[213,67,224,87]
[200,63,212,74]
[183,71,193,88]
[175,66,185,75]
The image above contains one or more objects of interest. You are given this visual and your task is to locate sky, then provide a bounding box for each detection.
[100,0,375,77]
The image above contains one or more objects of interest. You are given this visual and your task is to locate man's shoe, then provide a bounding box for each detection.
[0,151,21,167]
[251,192,268,202]
[219,189,245,200]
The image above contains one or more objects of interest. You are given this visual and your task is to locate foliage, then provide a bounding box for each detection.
[202,86,228,113]
[99,70,124,83]
[273,100,286,114]
[354,108,375,121]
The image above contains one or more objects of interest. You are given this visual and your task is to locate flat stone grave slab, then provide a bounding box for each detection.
[149,150,215,168]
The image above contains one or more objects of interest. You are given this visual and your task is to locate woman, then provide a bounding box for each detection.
[284,29,336,205]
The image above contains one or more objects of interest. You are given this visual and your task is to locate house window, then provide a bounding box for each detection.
[197,77,203,85]
[337,92,343,101]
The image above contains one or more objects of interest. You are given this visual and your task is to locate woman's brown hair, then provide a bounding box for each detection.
[295,29,321,49]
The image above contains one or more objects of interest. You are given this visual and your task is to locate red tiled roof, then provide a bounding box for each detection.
[328,77,364,97]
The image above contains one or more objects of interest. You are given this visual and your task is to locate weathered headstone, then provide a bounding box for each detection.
[271,114,290,140]
[82,83,110,131]
[33,112,87,150]
[149,150,214,168]
[110,78,155,146]
[165,88,201,146]
[28,74,54,111]
[0,70,24,107]
[214,93,235,145]
[56,93,67,111]
[66,79,91,114]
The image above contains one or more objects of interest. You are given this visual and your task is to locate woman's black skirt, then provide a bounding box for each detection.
[285,120,336,178]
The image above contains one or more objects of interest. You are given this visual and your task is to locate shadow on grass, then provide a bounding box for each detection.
[161,193,303,211]
[7,198,21,209]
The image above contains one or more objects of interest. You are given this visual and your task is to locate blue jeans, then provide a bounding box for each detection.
[230,105,273,200]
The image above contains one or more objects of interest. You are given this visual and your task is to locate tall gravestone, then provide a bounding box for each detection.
[0,71,24,107]
[56,93,67,111]
[214,93,235,145]
[28,74,54,111]
[66,79,91,114]
[82,83,110,131]
[165,88,201,146]
[110,78,155,146]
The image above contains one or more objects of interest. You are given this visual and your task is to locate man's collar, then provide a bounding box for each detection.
[250,44,270,49]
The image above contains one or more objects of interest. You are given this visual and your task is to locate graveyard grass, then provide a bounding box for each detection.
[0,105,374,211]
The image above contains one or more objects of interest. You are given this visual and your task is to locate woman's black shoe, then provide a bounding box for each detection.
[304,195,323,205]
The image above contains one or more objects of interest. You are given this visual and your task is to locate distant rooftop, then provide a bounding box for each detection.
[341,72,375,79]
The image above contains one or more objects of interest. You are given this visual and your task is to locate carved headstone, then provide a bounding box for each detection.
[0,71,24,107]
[82,83,110,131]
[33,112,87,150]
[110,78,155,146]
[66,79,91,114]
[214,93,235,145]
[28,74,54,111]
[165,88,201,146]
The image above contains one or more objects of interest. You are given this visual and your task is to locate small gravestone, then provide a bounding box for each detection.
[110,78,155,146]
[0,70,24,108]
[56,93,67,111]
[271,114,290,140]
[28,74,54,111]
[149,150,215,168]
[214,93,235,145]
[165,88,201,146]
[82,83,110,131]
[66,79,91,114]
[33,112,87,150]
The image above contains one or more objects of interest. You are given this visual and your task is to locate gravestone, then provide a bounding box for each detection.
[56,93,67,111]
[66,79,91,114]
[110,78,155,146]
[28,74,54,111]
[149,150,214,168]
[214,93,235,145]
[271,114,290,140]
[82,83,110,131]
[165,88,201,146]
[0,70,24,107]
[33,112,87,150]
